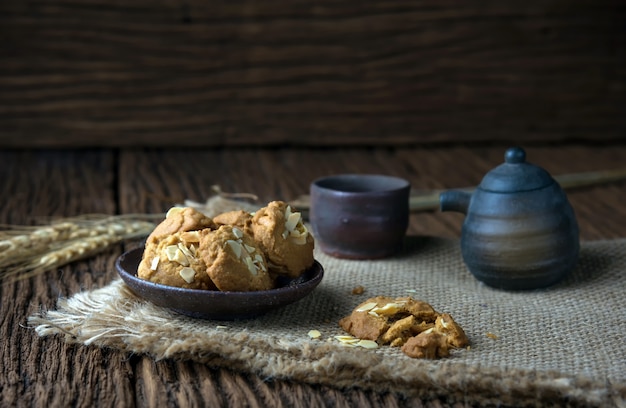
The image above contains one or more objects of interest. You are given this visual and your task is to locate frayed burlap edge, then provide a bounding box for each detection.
[28,280,625,408]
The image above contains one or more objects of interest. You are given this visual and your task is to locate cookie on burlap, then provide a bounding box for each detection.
[138,230,217,290]
[200,225,274,292]
[250,201,314,278]
[146,206,216,245]
[339,295,468,359]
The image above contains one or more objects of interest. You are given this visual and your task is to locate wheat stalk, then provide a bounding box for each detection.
[0,188,262,283]
[0,215,157,283]
[0,222,80,266]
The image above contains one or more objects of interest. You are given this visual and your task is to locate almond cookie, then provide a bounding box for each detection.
[339,295,468,359]
[200,225,274,292]
[146,206,216,245]
[250,201,314,278]
[138,229,217,290]
[213,210,253,233]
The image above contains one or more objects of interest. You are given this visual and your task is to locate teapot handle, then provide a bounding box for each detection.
[439,190,472,215]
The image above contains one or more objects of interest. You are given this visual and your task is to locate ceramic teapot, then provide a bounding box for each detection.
[440,147,579,290]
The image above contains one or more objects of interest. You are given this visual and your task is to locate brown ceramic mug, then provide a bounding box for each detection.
[309,174,410,259]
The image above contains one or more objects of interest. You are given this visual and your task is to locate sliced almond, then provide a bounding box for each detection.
[177,242,195,260]
[357,339,379,349]
[371,302,404,316]
[335,336,381,349]
[307,330,322,339]
[166,206,184,218]
[282,206,309,244]
[181,230,201,243]
[150,256,160,271]
[285,212,301,232]
[356,302,378,312]
[245,256,258,275]
[179,266,196,283]
[243,243,256,254]
[232,227,244,239]
[164,245,189,266]
[164,245,178,260]
[257,261,268,272]
[335,335,359,344]
[226,240,242,258]
[253,254,267,271]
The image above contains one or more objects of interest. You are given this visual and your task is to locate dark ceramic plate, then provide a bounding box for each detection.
[115,248,324,320]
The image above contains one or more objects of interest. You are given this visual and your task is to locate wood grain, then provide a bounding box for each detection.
[1,1,624,147]
[0,150,136,407]
[2,145,626,407]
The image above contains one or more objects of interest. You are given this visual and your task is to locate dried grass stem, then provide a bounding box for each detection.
[0,215,157,282]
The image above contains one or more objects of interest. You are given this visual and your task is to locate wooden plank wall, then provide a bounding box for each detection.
[0,1,624,147]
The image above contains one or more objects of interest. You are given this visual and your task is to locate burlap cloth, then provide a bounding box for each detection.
[29,198,626,407]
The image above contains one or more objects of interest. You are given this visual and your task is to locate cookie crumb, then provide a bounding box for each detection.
[352,285,365,295]
[486,332,498,340]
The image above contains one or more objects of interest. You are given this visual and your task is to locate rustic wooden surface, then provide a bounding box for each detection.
[1,144,626,407]
[1,1,625,147]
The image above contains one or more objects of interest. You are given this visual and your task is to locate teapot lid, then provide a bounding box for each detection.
[478,147,554,193]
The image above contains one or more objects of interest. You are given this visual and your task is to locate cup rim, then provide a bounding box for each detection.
[311,173,410,194]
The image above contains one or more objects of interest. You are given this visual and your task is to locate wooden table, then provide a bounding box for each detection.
[2,143,625,407]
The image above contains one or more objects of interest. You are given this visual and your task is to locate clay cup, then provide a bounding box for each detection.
[309,174,410,259]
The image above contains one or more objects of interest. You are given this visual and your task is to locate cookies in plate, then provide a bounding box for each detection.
[137,201,315,292]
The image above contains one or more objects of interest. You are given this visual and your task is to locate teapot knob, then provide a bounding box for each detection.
[504,147,526,164]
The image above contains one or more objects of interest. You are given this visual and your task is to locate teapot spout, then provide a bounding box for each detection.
[440,190,472,214]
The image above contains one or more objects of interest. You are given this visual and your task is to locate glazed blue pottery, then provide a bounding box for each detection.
[440,147,580,290]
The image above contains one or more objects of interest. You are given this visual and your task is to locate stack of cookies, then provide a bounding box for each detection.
[138,201,315,292]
